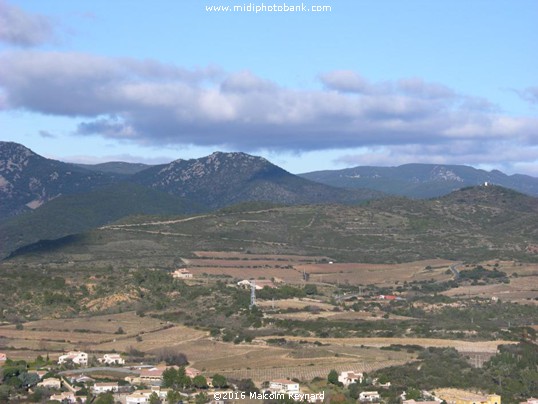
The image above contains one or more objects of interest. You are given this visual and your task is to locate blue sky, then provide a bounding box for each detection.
[0,0,537,175]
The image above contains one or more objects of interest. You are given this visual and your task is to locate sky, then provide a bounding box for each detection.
[0,0,537,175]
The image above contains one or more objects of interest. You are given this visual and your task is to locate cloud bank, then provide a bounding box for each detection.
[0,0,55,46]
[0,51,537,172]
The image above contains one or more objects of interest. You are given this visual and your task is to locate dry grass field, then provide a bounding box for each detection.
[295,259,455,285]
[256,298,335,311]
[180,339,415,384]
[0,312,197,361]
[187,266,304,282]
[91,324,207,352]
[269,336,516,353]
[442,276,538,303]
[192,251,329,262]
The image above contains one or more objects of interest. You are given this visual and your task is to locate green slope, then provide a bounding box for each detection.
[0,182,196,258]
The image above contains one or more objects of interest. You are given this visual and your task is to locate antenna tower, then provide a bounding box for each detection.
[250,280,257,309]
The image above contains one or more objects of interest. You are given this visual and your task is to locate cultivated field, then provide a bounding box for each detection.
[181,339,415,384]
[296,259,455,285]
[442,276,538,303]
[269,336,515,353]
[187,266,303,282]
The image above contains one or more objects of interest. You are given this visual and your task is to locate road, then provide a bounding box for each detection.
[449,263,462,280]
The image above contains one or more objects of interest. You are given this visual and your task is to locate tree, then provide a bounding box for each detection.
[167,389,181,404]
[162,367,179,389]
[195,392,208,404]
[148,391,161,404]
[406,387,421,400]
[237,378,259,394]
[193,375,208,389]
[212,374,227,389]
[94,392,114,404]
[328,369,340,386]
[349,383,360,399]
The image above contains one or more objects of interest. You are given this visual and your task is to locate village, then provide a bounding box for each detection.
[3,348,533,404]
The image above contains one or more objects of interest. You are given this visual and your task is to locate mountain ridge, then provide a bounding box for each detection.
[300,163,538,198]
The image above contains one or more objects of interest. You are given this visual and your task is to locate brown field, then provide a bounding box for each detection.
[442,276,538,303]
[478,261,538,276]
[192,251,329,261]
[179,339,414,384]
[187,259,297,268]
[268,336,516,353]
[297,259,455,285]
[0,312,188,361]
[20,312,167,335]
[91,325,207,352]
[187,266,303,282]
[256,298,335,311]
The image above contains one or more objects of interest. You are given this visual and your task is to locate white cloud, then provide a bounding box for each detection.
[0,50,537,175]
[0,0,55,46]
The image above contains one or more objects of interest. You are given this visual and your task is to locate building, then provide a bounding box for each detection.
[50,392,84,403]
[98,353,125,365]
[37,377,62,389]
[126,386,170,404]
[172,268,193,279]
[359,391,381,402]
[269,379,300,393]
[237,279,277,290]
[338,371,363,386]
[126,367,165,386]
[58,351,88,366]
[92,382,119,394]
[0,353,6,362]
[186,367,202,378]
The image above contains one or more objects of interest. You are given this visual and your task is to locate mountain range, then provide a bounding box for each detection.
[300,164,538,198]
[1,140,538,259]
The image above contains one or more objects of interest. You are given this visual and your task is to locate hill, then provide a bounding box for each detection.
[0,182,195,259]
[75,161,152,175]
[6,185,537,265]
[300,163,538,198]
[131,151,381,210]
[0,141,118,220]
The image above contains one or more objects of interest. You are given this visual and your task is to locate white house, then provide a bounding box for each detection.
[172,268,193,279]
[58,351,88,366]
[92,382,119,394]
[98,353,125,365]
[37,377,61,389]
[269,379,300,393]
[50,392,84,403]
[126,387,170,404]
[359,391,380,402]
[338,371,363,386]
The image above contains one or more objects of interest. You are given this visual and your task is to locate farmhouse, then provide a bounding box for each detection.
[338,371,364,386]
[359,391,381,402]
[58,351,88,366]
[92,382,119,394]
[186,367,202,378]
[172,268,193,279]
[37,377,61,389]
[50,392,83,403]
[98,353,125,365]
[126,386,170,404]
[126,367,166,386]
[237,279,277,290]
[269,379,300,393]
